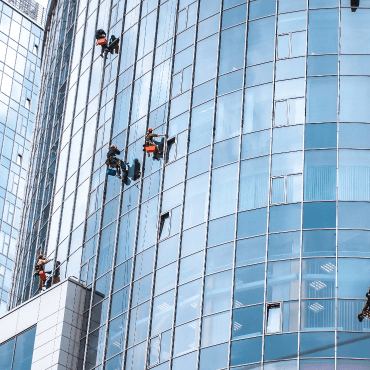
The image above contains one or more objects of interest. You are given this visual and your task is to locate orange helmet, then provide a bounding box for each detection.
[111,144,116,148]
[38,254,43,258]
[148,128,153,132]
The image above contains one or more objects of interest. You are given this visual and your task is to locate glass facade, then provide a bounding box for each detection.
[0,1,43,315]
[0,326,36,370]
[9,0,370,368]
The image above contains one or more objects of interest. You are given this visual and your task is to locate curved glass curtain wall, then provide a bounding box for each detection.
[9,0,77,304]
[0,1,43,314]
[11,0,370,368]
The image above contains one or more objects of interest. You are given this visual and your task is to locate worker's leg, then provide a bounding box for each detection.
[38,278,44,290]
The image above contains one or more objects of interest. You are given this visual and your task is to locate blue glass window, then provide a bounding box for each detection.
[207,214,235,247]
[338,202,370,229]
[232,305,263,339]
[206,242,233,274]
[304,150,336,201]
[268,231,300,260]
[230,336,262,366]
[269,204,301,233]
[264,333,298,361]
[234,263,265,306]
[305,123,337,149]
[247,17,275,66]
[237,208,267,239]
[267,259,300,301]
[199,343,228,370]
[308,9,339,55]
[236,235,266,266]
[338,230,370,257]
[303,202,336,229]
[239,157,269,211]
[303,230,336,257]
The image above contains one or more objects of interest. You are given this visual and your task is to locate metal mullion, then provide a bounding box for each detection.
[81,0,118,366]
[262,0,278,367]
[144,0,179,366]
[29,0,74,296]
[296,0,309,366]
[99,0,136,363]
[119,0,154,366]
[196,0,223,368]
[39,0,77,267]
[335,4,341,370]
[167,0,199,367]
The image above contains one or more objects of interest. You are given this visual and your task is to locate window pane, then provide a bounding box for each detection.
[337,333,370,359]
[305,123,337,149]
[269,203,301,233]
[338,201,370,229]
[267,259,300,301]
[213,137,239,168]
[194,35,218,86]
[206,243,233,274]
[234,263,265,307]
[203,270,232,314]
[264,333,298,361]
[215,91,242,142]
[199,343,228,370]
[230,336,262,367]
[201,311,230,347]
[209,163,238,219]
[339,149,370,201]
[301,258,336,299]
[239,157,269,211]
[272,125,303,153]
[132,274,152,306]
[244,83,272,134]
[268,231,300,260]
[0,338,15,370]
[179,251,203,285]
[247,16,275,66]
[236,235,266,266]
[271,151,302,177]
[304,150,336,201]
[187,147,211,178]
[338,230,370,257]
[341,8,370,54]
[237,208,267,239]
[176,279,202,325]
[181,223,206,257]
[300,332,335,358]
[127,302,150,347]
[232,305,263,339]
[300,299,335,330]
[338,258,370,298]
[155,262,177,296]
[241,130,270,160]
[308,9,339,55]
[303,202,336,229]
[151,290,174,336]
[106,313,127,358]
[302,230,336,257]
[189,101,214,153]
[219,25,245,74]
[183,173,209,229]
[157,235,178,269]
[173,319,199,357]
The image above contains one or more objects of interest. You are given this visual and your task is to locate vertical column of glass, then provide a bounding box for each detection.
[336,1,370,368]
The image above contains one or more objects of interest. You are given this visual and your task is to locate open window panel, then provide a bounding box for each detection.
[25,98,31,110]
[159,212,170,240]
[159,206,181,241]
[351,0,360,11]
[16,154,22,166]
[266,302,282,333]
[166,131,187,164]
[148,330,171,368]
[270,174,302,205]
[33,44,39,54]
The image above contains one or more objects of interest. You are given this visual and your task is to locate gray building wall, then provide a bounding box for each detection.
[0,278,86,370]
[0,0,43,315]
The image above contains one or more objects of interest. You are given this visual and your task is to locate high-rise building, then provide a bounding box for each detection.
[7,0,370,369]
[0,0,44,314]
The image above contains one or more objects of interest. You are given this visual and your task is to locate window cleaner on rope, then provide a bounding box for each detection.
[106,144,127,179]
[143,128,166,158]
[95,29,120,59]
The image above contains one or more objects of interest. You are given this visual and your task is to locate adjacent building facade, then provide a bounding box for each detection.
[0,0,44,314]
[8,0,370,369]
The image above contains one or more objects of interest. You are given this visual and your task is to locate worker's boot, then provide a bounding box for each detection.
[358,313,364,322]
